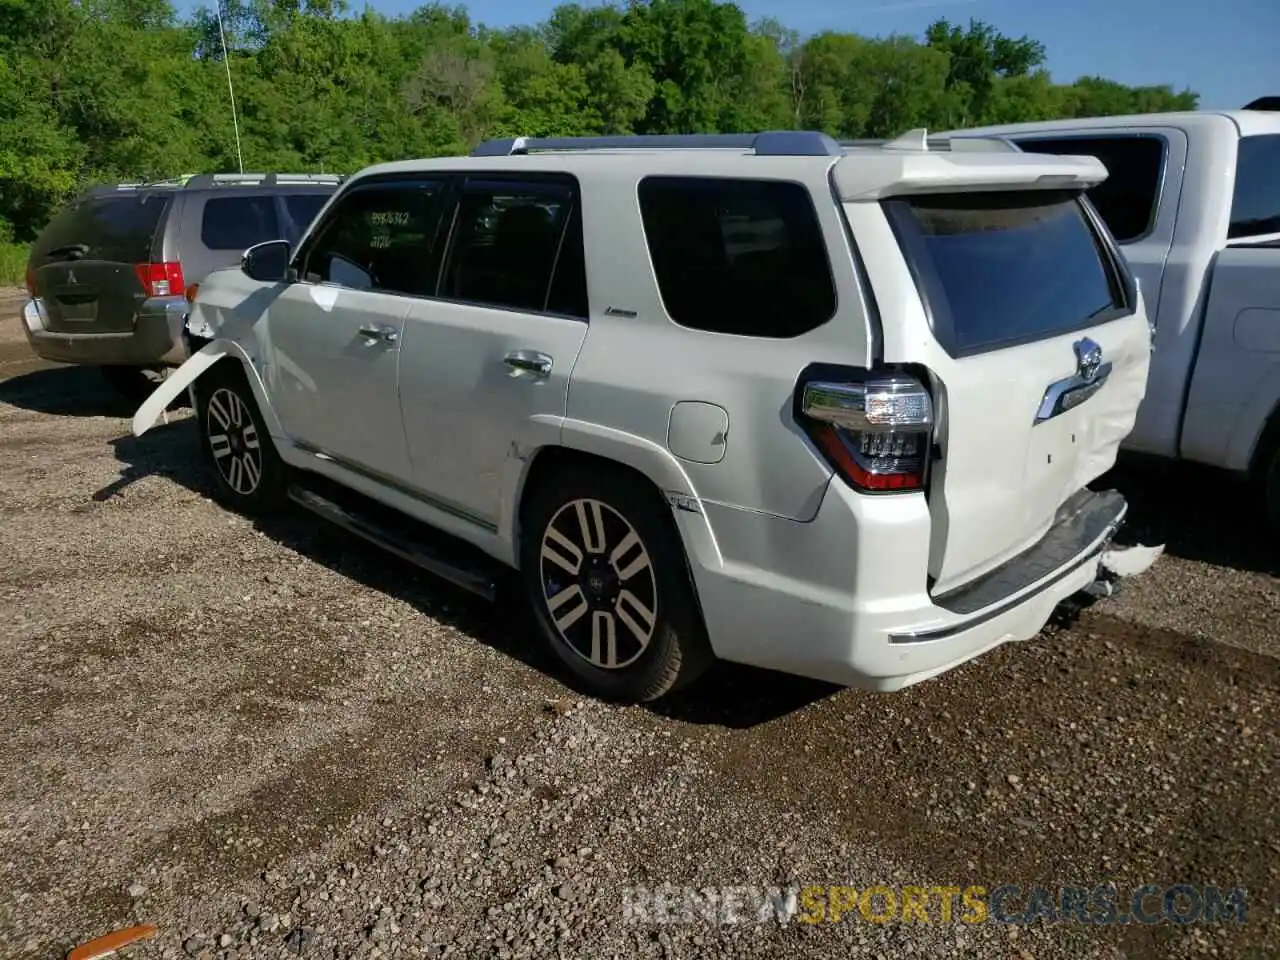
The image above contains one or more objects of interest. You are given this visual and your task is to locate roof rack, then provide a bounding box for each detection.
[95,172,345,194]
[471,131,844,158]
[180,172,346,188]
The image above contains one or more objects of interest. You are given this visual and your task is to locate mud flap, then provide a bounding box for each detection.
[132,342,228,438]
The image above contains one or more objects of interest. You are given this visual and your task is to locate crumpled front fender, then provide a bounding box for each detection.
[133,337,286,442]
[132,341,229,437]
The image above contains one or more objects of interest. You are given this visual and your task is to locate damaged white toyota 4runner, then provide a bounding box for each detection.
[132,130,1162,703]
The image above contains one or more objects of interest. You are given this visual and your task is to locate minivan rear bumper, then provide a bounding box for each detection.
[688,482,1128,691]
[21,296,190,367]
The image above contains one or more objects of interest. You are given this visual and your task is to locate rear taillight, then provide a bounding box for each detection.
[799,374,934,492]
[25,266,36,296]
[134,261,185,297]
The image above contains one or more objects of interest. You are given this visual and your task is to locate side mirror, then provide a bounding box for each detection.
[242,240,293,283]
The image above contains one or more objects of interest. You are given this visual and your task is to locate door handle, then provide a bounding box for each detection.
[358,323,399,344]
[503,350,553,378]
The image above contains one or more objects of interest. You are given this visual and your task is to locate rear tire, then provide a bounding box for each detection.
[100,365,165,403]
[195,365,289,515]
[520,465,714,703]
[1264,445,1280,532]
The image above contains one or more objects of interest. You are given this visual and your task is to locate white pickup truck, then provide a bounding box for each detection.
[942,103,1280,526]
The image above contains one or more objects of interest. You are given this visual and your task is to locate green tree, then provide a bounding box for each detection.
[0,0,1204,244]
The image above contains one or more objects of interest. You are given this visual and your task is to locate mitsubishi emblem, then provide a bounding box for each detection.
[66,268,78,285]
[1074,337,1103,383]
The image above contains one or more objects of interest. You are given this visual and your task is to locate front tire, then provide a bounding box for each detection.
[520,465,714,703]
[195,366,289,514]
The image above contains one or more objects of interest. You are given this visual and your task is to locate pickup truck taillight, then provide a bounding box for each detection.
[134,261,185,297]
[799,373,934,492]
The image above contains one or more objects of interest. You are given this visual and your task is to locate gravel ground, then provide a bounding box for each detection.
[1,287,1277,960]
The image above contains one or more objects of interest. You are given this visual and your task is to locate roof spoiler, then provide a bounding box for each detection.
[1243,96,1280,111]
[842,129,1022,153]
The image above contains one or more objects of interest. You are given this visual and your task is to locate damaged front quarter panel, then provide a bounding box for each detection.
[131,341,230,437]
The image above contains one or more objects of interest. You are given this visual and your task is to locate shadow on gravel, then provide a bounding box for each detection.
[109,423,835,727]
[0,363,188,419]
[1099,454,1278,576]
[0,365,140,418]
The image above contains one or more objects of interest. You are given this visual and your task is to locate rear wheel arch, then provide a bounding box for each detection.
[515,446,715,701]
[1249,400,1280,529]
[517,447,678,554]
[515,445,714,624]
[1248,400,1280,480]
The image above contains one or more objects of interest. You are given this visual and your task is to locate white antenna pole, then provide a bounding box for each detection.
[215,0,245,174]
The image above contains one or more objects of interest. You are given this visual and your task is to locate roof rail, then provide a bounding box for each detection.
[470,131,844,158]
[180,172,346,188]
[840,129,1022,153]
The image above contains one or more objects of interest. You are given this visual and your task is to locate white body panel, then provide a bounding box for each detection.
[397,299,588,530]
[1182,246,1280,470]
[141,136,1159,693]
[267,283,414,480]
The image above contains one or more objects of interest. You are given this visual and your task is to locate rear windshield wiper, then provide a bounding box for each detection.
[47,244,89,260]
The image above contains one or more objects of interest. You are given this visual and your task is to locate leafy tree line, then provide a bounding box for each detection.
[0,0,1198,245]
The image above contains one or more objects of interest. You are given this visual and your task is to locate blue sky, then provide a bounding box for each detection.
[192,0,1278,111]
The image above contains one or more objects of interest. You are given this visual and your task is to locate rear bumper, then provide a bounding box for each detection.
[20,296,190,367]
[689,483,1127,691]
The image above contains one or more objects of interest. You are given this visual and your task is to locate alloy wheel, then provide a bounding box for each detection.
[538,498,658,669]
[206,386,263,496]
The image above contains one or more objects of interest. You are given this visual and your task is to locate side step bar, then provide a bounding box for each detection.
[287,480,502,601]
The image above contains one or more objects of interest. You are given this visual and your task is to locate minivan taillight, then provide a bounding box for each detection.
[799,374,934,492]
[134,261,185,297]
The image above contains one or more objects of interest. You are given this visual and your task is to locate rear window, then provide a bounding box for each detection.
[1015,135,1165,244]
[37,193,169,263]
[1228,134,1280,240]
[884,190,1128,357]
[637,176,836,338]
[201,196,281,251]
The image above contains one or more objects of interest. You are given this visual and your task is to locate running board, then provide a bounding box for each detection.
[287,478,502,601]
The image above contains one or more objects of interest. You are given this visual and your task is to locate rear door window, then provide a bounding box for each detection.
[1228,134,1280,240]
[638,177,836,337]
[200,196,281,251]
[884,190,1129,357]
[299,180,448,297]
[438,177,586,318]
[1015,135,1165,244]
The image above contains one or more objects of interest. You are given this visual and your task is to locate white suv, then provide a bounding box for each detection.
[134,129,1159,703]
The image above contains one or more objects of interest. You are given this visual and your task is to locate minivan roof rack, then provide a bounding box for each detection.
[180,172,346,188]
[471,131,845,158]
[102,173,345,193]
